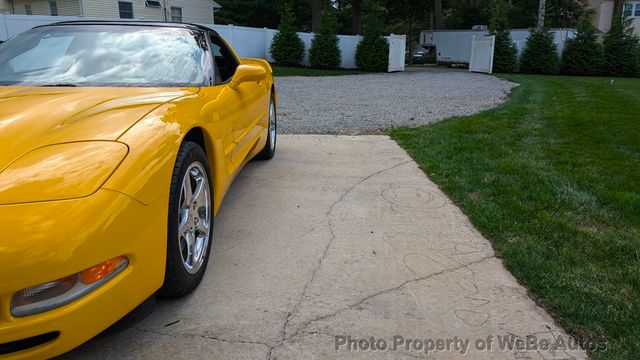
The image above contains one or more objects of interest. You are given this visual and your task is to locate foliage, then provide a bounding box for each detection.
[270,3,305,66]
[216,0,311,31]
[216,0,588,40]
[603,12,640,77]
[560,14,605,76]
[519,28,559,74]
[391,74,640,360]
[355,10,389,72]
[442,0,586,30]
[382,0,430,65]
[309,9,342,69]
[489,0,518,73]
[445,0,492,29]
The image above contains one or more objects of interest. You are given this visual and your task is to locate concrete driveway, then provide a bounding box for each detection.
[64,135,585,359]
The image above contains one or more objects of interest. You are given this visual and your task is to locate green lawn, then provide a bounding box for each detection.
[272,66,367,77]
[390,75,640,359]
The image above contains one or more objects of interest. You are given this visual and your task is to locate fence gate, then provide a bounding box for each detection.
[469,35,495,74]
[387,34,406,72]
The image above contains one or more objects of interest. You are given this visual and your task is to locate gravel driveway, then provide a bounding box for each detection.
[276,68,516,134]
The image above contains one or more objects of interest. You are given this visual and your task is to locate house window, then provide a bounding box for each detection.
[624,2,640,18]
[49,0,58,16]
[171,7,182,22]
[24,4,32,15]
[145,0,162,8]
[118,1,134,19]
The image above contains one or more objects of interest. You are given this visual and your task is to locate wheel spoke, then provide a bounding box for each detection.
[178,211,190,238]
[193,177,207,207]
[196,217,209,234]
[186,231,195,266]
[182,173,193,205]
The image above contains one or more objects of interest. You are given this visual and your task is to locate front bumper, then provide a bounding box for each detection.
[0,189,167,359]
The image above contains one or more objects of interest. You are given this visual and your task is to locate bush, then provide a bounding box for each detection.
[489,0,518,73]
[520,28,559,74]
[561,15,605,76]
[603,12,640,77]
[270,3,305,66]
[309,10,341,69]
[355,11,389,72]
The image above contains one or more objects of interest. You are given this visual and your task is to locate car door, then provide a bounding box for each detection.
[209,34,265,166]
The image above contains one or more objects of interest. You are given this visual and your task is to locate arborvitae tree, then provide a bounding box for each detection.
[309,9,342,69]
[270,3,305,66]
[489,0,518,73]
[355,10,389,72]
[519,28,559,74]
[603,10,640,77]
[560,13,605,76]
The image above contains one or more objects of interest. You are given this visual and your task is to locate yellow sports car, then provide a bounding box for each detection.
[0,21,276,359]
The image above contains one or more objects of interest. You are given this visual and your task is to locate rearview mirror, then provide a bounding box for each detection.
[229,65,266,90]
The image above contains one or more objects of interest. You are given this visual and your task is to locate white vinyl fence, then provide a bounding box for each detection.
[0,14,406,72]
[469,35,495,74]
[420,28,575,65]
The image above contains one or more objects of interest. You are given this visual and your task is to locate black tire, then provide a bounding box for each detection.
[158,141,213,297]
[255,94,276,160]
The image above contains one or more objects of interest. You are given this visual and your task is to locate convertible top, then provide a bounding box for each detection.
[34,20,219,36]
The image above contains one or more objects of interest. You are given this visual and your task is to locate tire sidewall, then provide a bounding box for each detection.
[162,141,213,296]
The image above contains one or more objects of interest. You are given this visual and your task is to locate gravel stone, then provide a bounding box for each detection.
[275,67,517,134]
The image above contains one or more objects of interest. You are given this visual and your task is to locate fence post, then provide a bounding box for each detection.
[264,27,270,61]
[228,24,234,46]
[1,13,8,41]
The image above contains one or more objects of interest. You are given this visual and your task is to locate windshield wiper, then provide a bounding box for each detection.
[38,83,78,87]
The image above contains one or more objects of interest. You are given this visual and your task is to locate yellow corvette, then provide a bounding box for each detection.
[0,21,276,359]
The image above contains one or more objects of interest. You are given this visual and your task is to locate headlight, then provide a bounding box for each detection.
[0,141,128,204]
[11,256,129,317]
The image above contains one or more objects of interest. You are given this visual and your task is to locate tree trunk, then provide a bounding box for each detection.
[612,0,623,28]
[312,0,322,33]
[407,19,414,65]
[433,0,444,29]
[536,0,546,31]
[352,0,363,35]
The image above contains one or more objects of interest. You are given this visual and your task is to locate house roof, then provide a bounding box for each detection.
[211,0,222,9]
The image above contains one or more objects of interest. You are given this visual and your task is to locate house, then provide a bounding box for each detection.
[2,0,222,24]
[0,0,11,13]
[589,0,640,35]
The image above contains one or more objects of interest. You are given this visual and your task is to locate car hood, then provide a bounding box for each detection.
[0,86,198,171]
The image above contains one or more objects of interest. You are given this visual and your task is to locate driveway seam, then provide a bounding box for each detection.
[280,160,413,341]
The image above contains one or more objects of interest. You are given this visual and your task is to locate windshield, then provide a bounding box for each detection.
[0,25,212,87]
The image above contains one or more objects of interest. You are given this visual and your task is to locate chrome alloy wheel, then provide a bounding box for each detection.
[268,98,276,150]
[178,162,211,275]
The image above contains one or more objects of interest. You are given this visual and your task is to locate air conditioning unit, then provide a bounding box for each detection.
[145,0,163,8]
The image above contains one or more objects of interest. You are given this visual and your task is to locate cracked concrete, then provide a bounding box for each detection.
[63,135,586,360]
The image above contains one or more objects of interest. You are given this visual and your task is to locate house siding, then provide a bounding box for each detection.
[589,0,640,35]
[57,0,80,16]
[12,0,80,15]
[167,0,214,24]
[0,0,12,13]
[81,0,214,23]
[13,0,49,15]
[4,0,216,22]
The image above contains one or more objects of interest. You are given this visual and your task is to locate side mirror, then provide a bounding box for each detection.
[229,65,266,90]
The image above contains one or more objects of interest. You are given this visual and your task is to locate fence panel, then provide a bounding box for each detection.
[469,35,495,74]
[387,34,406,72]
